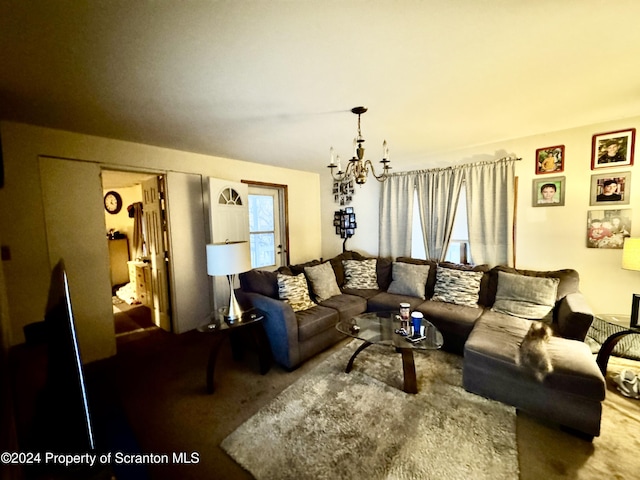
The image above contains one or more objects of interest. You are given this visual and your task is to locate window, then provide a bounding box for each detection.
[246,183,288,270]
[411,184,469,263]
[248,194,276,268]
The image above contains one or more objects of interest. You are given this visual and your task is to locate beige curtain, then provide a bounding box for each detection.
[379,174,414,258]
[463,158,516,266]
[415,168,464,261]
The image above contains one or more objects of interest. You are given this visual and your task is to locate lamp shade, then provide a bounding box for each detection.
[206,241,252,276]
[622,238,640,272]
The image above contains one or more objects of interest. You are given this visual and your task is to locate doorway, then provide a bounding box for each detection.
[245,181,290,270]
[102,169,171,340]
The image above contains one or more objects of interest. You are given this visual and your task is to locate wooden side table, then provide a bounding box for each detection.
[197,310,271,393]
[594,314,640,375]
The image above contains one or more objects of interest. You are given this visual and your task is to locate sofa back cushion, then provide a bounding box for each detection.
[491,271,559,323]
[485,266,580,307]
[395,257,438,297]
[304,262,341,302]
[386,261,431,299]
[239,269,279,298]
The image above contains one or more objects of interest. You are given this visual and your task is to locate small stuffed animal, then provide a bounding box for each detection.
[516,321,554,382]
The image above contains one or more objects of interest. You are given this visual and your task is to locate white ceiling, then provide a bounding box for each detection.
[2,1,640,174]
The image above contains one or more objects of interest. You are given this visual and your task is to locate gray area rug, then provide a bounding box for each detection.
[586,316,640,360]
[221,340,518,480]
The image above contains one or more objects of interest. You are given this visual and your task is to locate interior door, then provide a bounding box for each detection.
[39,157,115,362]
[164,172,211,333]
[141,176,171,331]
[208,178,249,311]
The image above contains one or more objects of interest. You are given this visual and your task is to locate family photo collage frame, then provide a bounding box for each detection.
[533,128,634,249]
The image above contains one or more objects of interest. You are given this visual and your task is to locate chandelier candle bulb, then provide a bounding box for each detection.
[329,147,335,166]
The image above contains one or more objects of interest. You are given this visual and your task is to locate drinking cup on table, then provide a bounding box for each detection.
[411,311,423,337]
[399,303,411,329]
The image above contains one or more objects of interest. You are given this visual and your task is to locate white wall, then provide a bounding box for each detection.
[320,116,640,316]
[0,121,322,360]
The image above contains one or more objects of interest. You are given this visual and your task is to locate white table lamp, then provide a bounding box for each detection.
[622,237,640,328]
[206,241,252,324]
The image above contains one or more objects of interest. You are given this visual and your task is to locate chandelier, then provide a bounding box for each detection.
[328,106,391,185]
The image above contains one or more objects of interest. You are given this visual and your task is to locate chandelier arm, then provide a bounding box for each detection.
[364,160,390,182]
[328,162,356,182]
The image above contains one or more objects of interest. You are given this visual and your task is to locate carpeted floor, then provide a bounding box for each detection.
[82,329,640,479]
[9,300,634,478]
[221,341,518,480]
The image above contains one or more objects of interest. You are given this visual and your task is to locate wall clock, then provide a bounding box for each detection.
[104,191,123,214]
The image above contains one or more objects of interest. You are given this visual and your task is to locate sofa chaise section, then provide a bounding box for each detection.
[463,312,605,437]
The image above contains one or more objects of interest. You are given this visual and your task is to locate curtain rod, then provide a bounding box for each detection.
[388,155,522,177]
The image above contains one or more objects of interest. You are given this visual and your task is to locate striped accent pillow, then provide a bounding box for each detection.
[342,259,379,289]
[277,273,316,312]
[431,266,483,307]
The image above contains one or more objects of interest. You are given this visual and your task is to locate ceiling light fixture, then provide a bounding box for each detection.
[328,106,391,185]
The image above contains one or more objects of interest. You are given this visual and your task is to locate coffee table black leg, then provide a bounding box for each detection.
[207,335,227,394]
[346,341,373,373]
[400,348,418,394]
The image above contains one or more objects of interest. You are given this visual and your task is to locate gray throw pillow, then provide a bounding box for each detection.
[304,262,341,302]
[431,266,483,307]
[387,262,430,299]
[277,273,316,312]
[342,259,379,289]
[492,271,559,323]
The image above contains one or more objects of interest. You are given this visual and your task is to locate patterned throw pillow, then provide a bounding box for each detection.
[492,271,559,323]
[304,262,341,302]
[432,266,483,307]
[342,259,379,289]
[277,273,316,312]
[387,262,430,299]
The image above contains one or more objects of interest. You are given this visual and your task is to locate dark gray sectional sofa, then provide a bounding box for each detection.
[237,251,606,438]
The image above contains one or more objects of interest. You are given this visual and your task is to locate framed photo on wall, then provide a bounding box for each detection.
[591,128,635,169]
[586,209,631,249]
[589,171,631,206]
[535,145,564,174]
[532,176,565,207]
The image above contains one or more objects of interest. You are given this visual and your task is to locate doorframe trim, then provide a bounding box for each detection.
[242,180,290,266]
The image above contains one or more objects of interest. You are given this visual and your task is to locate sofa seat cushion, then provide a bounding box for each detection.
[465,312,605,401]
[296,305,339,342]
[366,291,424,312]
[342,288,381,300]
[319,293,367,321]
[416,300,484,341]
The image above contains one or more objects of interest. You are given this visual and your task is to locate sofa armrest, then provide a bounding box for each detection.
[236,291,300,369]
[556,292,594,341]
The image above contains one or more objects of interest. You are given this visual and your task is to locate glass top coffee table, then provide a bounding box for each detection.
[336,311,444,394]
